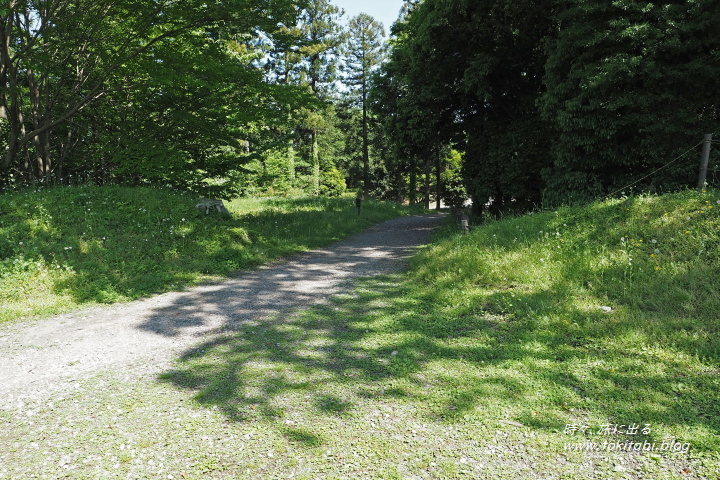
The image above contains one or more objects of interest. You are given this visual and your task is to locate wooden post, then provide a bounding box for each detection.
[698,133,713,190]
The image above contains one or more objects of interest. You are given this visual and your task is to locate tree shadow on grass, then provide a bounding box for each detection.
[145,199,719,454]
[135,215,443,338]
[19,188,417,307]
[153,266,720,453]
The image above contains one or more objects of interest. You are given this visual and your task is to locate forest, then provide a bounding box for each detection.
[2,0,719,214]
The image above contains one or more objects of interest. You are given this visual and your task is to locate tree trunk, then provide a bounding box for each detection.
[312,129,320,195]
[471,195,484,217]
[436,147,442,210]
[409,167,417,205]
[362,85,370,197]
[395,169,404,203]
[424,155,431,209]
[1,40,22,171]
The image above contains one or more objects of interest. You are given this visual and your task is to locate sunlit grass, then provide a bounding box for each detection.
[158,189,719,476]
[0,185,413,323]
[4,188,719,478]
[407,188,720,442]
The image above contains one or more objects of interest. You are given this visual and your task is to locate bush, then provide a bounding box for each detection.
[320,166,347,197]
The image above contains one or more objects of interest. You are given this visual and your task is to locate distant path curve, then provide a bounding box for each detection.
[0,213,445,404]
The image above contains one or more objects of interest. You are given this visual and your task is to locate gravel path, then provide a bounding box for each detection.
[0,213,445,404]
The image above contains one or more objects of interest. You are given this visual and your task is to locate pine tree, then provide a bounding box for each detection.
[345,13,386,196]
[300,0,346,98]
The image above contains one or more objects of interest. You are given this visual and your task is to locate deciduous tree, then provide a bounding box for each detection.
[0,0,304,188]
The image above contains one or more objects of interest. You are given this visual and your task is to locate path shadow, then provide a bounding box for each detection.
[137,214,445,337]
[147,209,719,455]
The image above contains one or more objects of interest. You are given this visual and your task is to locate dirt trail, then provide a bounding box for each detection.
[0,213,445,404]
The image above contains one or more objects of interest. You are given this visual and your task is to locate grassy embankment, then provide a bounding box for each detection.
[2,187,719,479]
[0,185,411,323]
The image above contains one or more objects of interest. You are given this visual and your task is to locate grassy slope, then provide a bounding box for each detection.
[0,186,410,323]
[2,188,719,479]
[406,189,720,448]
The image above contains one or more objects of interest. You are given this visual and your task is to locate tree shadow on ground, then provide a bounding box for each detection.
[152,267,720,453]
[136,214,443,338]
[4,187,414,308]
[144,197,719,453]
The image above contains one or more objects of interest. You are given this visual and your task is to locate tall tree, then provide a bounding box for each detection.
[376,0,553,214]
[345,13,385,196]
[376,0,720,211]
[300,0,346,98]
[298,0,346,195]
[395,0,421,31]
[252,0,346,196]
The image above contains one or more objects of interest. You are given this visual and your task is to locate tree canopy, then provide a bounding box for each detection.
[374,0,720,212]
[3,0,718,208]
[1,0,310,190]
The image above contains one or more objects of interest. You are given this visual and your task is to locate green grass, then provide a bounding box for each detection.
[2,188,719,479]
[404,189,720,441]
[152,188,718,477]
[0,185,413,323]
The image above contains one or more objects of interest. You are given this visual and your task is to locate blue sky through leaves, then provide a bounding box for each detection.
[332,0,405,35]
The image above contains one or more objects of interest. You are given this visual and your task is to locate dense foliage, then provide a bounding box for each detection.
[0,1,391,199]
[4,1,719,208]
[1,1,302,192]
[375,0,720,212]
